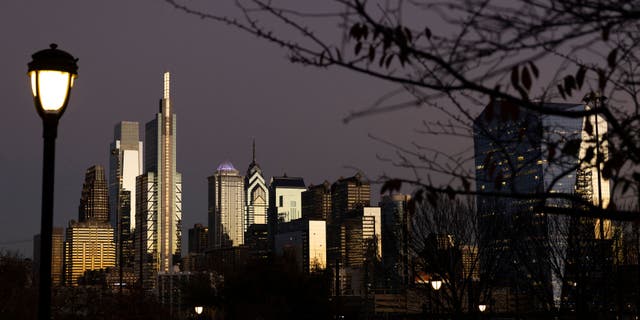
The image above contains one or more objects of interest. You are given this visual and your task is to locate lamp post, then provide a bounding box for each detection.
[29,43,78,320]
[431,280,443,318]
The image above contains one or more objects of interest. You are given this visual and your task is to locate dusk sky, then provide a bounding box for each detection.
[1,1,429,257]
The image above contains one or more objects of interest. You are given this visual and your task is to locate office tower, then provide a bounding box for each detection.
[109,121,142,270]
[380,194,411,288]
[245,140,268,228]
[332,206,382,296]
[331,172,371,221]
[269,175,306,223]
[79,165,109,223]
[474,101,610,308]
[275,219,327,273]
[64,220,116,286]
[302,181,332,220]
[209,161,245,248]
[135,72,183,289]
[188,223,209,254]
[33,227,64,287]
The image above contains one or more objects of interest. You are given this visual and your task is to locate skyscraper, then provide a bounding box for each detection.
[331,172,371,221]
[269,175,306,223]
[65,165,116,286]
[473,101,610,308]
[209,161,245,248]
[135,72,183,289]
[34,227,64,287]
[302,180,332,220]
[380,194,411,288]
[79,165,109,223]
[64,220,116,286]
[109,121,142,270]
[245,140,268,229]
[188,223,209,254]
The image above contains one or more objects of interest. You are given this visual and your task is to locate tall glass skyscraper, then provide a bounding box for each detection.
[245,140,268,229]
[109,121,142,270]
[209,161,245,248]
[473,101,610,309]
[135,72,183,289]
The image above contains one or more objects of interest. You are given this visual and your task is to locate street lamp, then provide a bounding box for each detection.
[28,43,78,320]
[478,304,487,312]
[431,279,443,291]
[194,306,203,315]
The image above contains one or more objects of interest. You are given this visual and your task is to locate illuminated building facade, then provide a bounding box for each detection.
[269,175,306,223]
[135,72,183,289]
[209,161,245,248]
[109,121,142,270]
[473,101,610,308]
[64,220,116,286]
[245,141,268,229]
[275,219,327,273]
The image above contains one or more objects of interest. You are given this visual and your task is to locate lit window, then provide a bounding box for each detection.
[517,156,525,161]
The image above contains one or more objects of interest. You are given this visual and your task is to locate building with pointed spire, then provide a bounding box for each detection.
[245,140,268,229]
[209,161,245,248]
[135,72,183,289]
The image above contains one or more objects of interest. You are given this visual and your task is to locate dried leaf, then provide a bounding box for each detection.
[576,66,586,89]
[368,45,375,62]
[528,61,539,78]
[584,118,593,135]
[385,54,394,68]
[564,75,576,96]
[557,84,566,100]
[461,177,470,192]
[354,42,362,55]
[562,139,581,158]
[583,146,595,163]
[522,67,532,91]
[349,23,360,39]
[602,25,610,41]
[404,27,412,43]
[598,68,607,91]
[607,49,618,69]
[511,66,519,89]
[424,27,432,39]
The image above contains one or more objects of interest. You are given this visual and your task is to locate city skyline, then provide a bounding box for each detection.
[0,1,417,258]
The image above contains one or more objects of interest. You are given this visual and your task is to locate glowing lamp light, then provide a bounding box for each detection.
[28,44,78,118]
[431,280,443,291]
[194,306,203,315]
[478,304,487,312]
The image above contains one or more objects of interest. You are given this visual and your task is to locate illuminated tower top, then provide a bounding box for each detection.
[163,72,170,100]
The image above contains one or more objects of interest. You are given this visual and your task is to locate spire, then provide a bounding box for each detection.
[163,72,170,99]
[252,138,256,163]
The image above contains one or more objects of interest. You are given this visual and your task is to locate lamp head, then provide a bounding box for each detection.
[28,44,78,119]
[194,306,203,315]
[431,280,443,291]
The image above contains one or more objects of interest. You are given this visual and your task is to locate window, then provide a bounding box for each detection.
[279,196,283,207]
